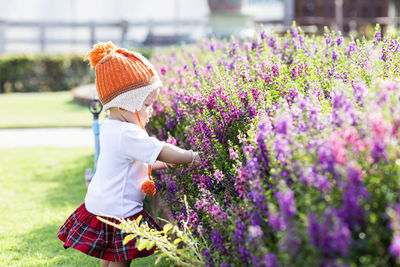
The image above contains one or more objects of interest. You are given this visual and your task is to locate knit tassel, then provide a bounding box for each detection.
[141,179,156,195]
[86,41,116,67]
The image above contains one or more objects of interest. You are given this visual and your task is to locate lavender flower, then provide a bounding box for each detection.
[276,189,297,219]
[390,234,400,260]
[263,253,279,267]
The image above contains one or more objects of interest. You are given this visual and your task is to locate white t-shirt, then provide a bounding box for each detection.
[85,119,165,218]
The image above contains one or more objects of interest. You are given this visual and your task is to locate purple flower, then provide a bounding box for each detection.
[209,204,228,222]
[308,209,351,258]
[233,218,246,244]
[347,166,363,183]
[371,141,388,163]
[206,62,212,72]
[239,245,250,262]
[291,27,299,39]
[275,114,291,135]
[374,28,382,45]
[268,213,282,231]
[260,29,267,40]
[192,58,199,77]
[248,225,263,239]
[347,41,356,57]
[390,234,400,260]
[336,36,344,46]
[339,182,368,228]
[290,65,300,79]
[324,33,333,47]
[188,209,199,227]
[381,48,387,62]
[353,82,367,103]
[332,51,338,61]
[274,136,290,163]
[263,253,279,267]
[203,248,213,263]
[271,64,279,76]
[211,230,225,252]
[277,189,297,219]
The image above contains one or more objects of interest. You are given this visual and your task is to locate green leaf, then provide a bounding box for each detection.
[173,238,182,245]
[135,238,141,249]
[155,254,166,265]
[163,224,173,233]
[123,234,136,245]
[136,215,143,224]
[146,240,156,250]
[137,238,148,251]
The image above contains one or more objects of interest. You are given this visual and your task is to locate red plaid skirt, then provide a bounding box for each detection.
[58,203,162,262]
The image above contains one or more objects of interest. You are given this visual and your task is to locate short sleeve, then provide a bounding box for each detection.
[120,126,165,166]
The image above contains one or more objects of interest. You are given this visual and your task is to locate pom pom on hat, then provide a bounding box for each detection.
[141,180,156,195]
[86,41,116,67]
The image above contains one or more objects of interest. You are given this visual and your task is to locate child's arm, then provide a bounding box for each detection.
[157,144,200,166]
[152,161,167,170]
[153,161,180,170]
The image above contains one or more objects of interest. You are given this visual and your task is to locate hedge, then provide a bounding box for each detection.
[0,55,93,93]
[0,48,153,93]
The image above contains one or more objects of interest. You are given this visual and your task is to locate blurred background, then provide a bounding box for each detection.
[0,0,399,54]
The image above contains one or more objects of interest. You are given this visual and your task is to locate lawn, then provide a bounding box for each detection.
[0,91,93,128]
[0,148,163,266]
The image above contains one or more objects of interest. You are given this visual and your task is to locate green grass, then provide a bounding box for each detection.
[0,92,92,128]
[0,148,165,266]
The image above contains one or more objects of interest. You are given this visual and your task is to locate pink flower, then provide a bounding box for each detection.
[369,112,388,139]
[235,167,247,198]
[208,204,228,222]
[160,65,167,76]
[237,134,245,144]
[166,137,177,146]
[342,127,366,152]
[328,132,347,165]
[194,198,209,210]
[193,80,201,89]
[214,169,224,183]
[382,80,398,91]
[243,42,251,51]
[229,147,239,159]
[365,61,372,74]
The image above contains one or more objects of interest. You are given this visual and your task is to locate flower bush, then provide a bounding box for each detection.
[148,25,400,266]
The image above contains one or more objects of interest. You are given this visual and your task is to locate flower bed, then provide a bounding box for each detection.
[149,25,400,266]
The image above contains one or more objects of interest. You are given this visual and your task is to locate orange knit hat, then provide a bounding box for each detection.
[86,41,162,112]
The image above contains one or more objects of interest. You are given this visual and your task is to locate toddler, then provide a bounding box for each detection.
[58,42,200,267]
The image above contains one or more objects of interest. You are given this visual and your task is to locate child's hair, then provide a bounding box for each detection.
[86,41,162,112]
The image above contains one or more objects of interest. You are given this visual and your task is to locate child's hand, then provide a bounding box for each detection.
[191,151,201,167]
[165,163,180,169]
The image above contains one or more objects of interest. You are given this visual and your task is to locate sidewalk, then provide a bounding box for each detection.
[0,128,93,148]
